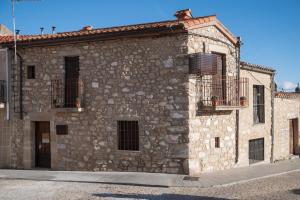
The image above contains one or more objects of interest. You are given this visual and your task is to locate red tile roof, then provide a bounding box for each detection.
[275,92,300,99]
[241,61,276,74]
[0,15,238,46]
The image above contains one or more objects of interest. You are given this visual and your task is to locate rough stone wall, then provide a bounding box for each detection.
[0,110,11,168]
[274,97,300,160]
[238,69,273,166]
[11,34,191,174]
[187,26,239,175]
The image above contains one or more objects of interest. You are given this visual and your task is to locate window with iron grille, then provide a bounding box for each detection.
[118,121,139,151]
[253,85,265,124]
[27,65,35,79]
[0,80,6,103]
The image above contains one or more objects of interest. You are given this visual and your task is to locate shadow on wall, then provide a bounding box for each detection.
[93,193,230,200]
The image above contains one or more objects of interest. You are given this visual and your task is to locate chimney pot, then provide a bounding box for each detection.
[81,25,93,31]
[52,26,56,34]
[175,9,193,20]
[40,27,44,35]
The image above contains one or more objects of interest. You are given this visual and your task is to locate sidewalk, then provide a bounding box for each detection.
[183,157,300,187]
[0,158,299,188]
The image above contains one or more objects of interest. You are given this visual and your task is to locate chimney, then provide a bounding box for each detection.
[40,27,44,35]
[296,83,300,94]
[175,9,193,21]
[81,25,93,31]
[51,26,56,34]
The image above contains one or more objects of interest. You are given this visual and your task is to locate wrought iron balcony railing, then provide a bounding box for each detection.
[196,75,249,110]
[51,79,84,110]
[0,80,6,103]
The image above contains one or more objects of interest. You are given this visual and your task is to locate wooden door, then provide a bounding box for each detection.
[35,122,51,168]
[249,138,264,164]
[65,56,79,108]
[290,119,299,155]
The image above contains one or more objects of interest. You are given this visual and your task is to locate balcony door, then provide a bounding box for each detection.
[212,52,226,105]
[65,56,79,108]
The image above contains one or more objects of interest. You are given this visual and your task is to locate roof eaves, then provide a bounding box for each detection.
[241,61,276,74]
[275,92,300,99]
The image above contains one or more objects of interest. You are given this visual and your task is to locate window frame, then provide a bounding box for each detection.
[117,120,140,151]
[253,85,265,124]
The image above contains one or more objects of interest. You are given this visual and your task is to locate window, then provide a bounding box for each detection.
[253,85,265,124]
[215,137,220,148]
[211,53,226,103]
[118,121,139,151]
[64,56,80,108]
[56,125,68,135]
[27,65,35,79]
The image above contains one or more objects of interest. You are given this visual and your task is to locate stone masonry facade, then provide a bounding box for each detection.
[13,35,190,174]
[0,9,299,175]
[274,96,300,161]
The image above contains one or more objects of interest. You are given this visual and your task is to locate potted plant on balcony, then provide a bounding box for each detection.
[211,96,219,107]
[76,97,82,110]
[240,96,247,107]
[53,98,61,108]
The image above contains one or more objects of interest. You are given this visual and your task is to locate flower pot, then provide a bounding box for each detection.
[76,98,81,109]
[240,97,247,107]
[212,100,219,107]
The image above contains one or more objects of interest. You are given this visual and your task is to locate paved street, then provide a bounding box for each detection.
[0,170,300,200]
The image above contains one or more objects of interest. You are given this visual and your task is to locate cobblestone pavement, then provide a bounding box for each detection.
[0,171,300,200]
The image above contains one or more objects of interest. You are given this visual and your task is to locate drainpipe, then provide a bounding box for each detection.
[270,73,275,163]
[235,37,242,164]
[5,48,10,120]
[16,52,23,120]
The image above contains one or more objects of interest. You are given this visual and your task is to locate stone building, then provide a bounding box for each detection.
[0,9,298,175]
[274,92,300,161]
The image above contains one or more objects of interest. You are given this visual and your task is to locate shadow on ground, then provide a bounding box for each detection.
[291,188,300,195]
[93,193,230,200]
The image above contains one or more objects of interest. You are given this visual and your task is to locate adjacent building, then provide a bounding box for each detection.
[0,9,298,175]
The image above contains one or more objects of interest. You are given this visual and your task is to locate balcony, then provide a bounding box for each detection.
[196,75,249,111]
[0,80,6,103]
[51,79,84,112]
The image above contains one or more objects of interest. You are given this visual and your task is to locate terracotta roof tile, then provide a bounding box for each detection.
[275,92,300,99]
[241,61,276,74]
[0,15,222,45]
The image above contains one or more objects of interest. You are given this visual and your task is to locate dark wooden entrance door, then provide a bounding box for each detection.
[249,138,264,164]
[35,122,51,168]
[65,56,79,108]
[290,119,299,155]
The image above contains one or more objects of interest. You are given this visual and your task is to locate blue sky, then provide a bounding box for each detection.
[0,0,299,90]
